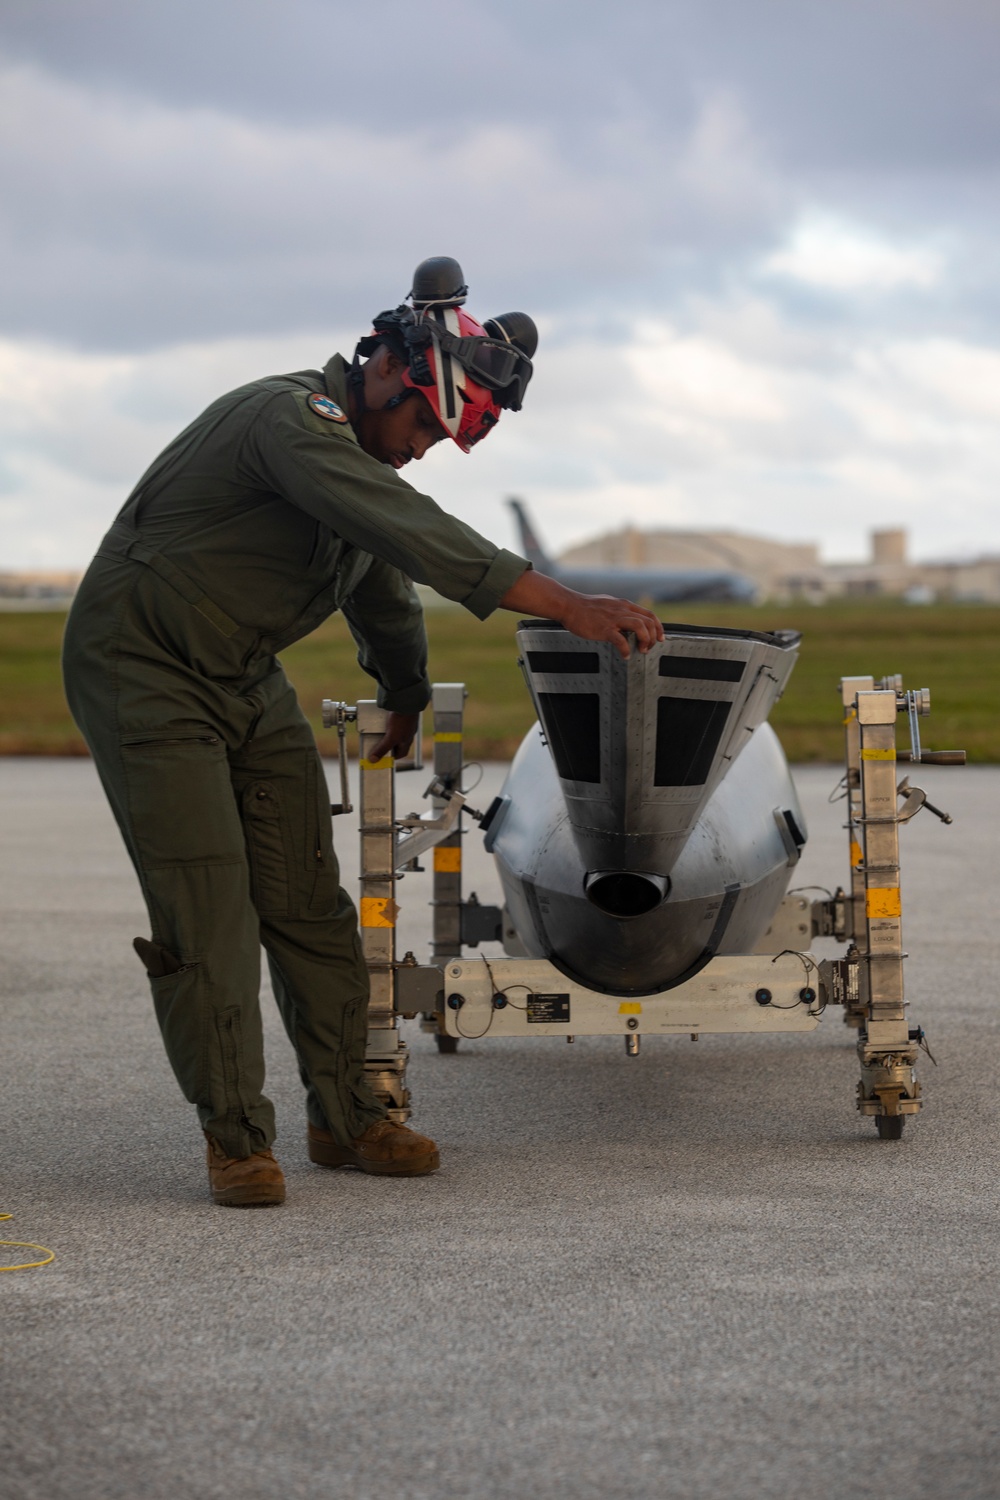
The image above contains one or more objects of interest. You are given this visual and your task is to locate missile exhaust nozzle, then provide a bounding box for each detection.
[584,870,670,919]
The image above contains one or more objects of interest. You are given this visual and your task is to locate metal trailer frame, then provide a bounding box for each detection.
[323,674,963,1140]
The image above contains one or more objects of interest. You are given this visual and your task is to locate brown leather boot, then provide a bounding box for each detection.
[205,1132,286,1207]
[307,1119,440,1176]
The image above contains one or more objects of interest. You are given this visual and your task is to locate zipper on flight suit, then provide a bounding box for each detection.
[121,733,221,747]
[304,754,326,871]
[216,1007,256,1132]
[244,697,263,745]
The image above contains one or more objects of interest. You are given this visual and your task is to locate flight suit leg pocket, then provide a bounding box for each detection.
[121,733,241,868]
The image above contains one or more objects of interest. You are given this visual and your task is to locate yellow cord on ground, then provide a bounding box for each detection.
[0,1213,55,1271]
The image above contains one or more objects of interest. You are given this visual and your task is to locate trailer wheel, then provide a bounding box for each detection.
[435,1034,459,1054]
[876,1114,905,1140]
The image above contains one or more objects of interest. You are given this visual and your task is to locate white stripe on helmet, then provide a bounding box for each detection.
[432,306,464,439]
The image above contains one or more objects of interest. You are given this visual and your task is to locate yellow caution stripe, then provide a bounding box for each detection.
[433,732,463,743]
[866,886,901,919]
[860,748,896,761]
[359,756,392,770]
[361,897,397,928]
[434,846,462,872]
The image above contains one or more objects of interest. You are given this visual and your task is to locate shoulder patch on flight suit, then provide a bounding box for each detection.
[290,390,359,445]
[307,394,349,423]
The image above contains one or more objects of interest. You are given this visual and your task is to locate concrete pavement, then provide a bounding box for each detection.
[2,756,999,1500]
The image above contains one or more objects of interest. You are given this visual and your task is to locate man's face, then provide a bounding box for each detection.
[356,387,447,471]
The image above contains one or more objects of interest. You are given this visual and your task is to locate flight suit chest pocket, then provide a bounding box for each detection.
[242,781,292,916]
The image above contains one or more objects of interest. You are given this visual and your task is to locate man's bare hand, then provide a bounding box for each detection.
[557,591,663,658]
[369,711,420,763]
[498,570,664,660]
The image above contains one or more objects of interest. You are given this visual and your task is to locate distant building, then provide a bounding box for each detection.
[917,555,1000,603]
[871,529,907,567]
[558,525,1000,604]
[558,527,826,602]
[824,531,1000,603]
[0,570,82,609]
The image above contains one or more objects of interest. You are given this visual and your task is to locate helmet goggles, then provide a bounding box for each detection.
[402,317,532,413]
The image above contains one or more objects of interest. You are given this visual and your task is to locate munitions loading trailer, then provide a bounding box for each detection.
[322,660,964,1142]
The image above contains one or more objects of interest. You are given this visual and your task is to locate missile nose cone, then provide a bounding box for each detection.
[584,870,671,918]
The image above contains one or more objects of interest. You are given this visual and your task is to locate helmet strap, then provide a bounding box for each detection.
[347,350,367,422]
[348,346,417,419]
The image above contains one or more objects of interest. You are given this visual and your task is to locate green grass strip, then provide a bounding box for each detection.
[3,602,996,761]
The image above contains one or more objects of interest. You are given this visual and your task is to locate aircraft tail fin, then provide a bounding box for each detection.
[507,497,554,572]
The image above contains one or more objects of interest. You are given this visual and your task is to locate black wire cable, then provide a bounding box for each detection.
[452,955,532,1038]
[763,949,826,1016]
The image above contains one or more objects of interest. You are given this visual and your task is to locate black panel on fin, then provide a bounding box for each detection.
[538,692,601,783]
[527,651,600,674]
[654,697,732,786]
[659,655,746,683]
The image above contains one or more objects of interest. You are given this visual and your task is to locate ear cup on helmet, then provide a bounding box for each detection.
[483,312,538,361]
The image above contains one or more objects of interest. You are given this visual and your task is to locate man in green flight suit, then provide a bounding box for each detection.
[63,257,663,1207]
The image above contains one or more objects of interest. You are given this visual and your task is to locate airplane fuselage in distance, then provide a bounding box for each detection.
[507,499,757,605]
[548,564,755,603]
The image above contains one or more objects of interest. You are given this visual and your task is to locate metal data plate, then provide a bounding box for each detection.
[818,957,861,1010]
[442,956,821,1037]
[527,993,571,1023]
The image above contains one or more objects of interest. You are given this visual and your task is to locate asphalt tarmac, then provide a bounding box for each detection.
[3,756,999,1500]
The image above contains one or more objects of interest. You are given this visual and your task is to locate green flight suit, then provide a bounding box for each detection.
[62,353,528,1159]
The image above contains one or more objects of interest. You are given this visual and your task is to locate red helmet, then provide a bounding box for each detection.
[354,258,537,454]
[401,304,502,453]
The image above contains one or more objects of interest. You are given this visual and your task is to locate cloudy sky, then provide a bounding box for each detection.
[2,0,999,569]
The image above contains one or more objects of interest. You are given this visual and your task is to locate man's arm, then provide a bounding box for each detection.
[498,571,664,659]
[342,557,428,764]
[247,392,663,656]
[368,572,665,762]
[340,556,430,715]
[245,394,527,617]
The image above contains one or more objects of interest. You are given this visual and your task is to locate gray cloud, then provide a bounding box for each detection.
[2,1,999,351]
[3,0,999,168]
[0,62,789,349]
[2,0,1000,566]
